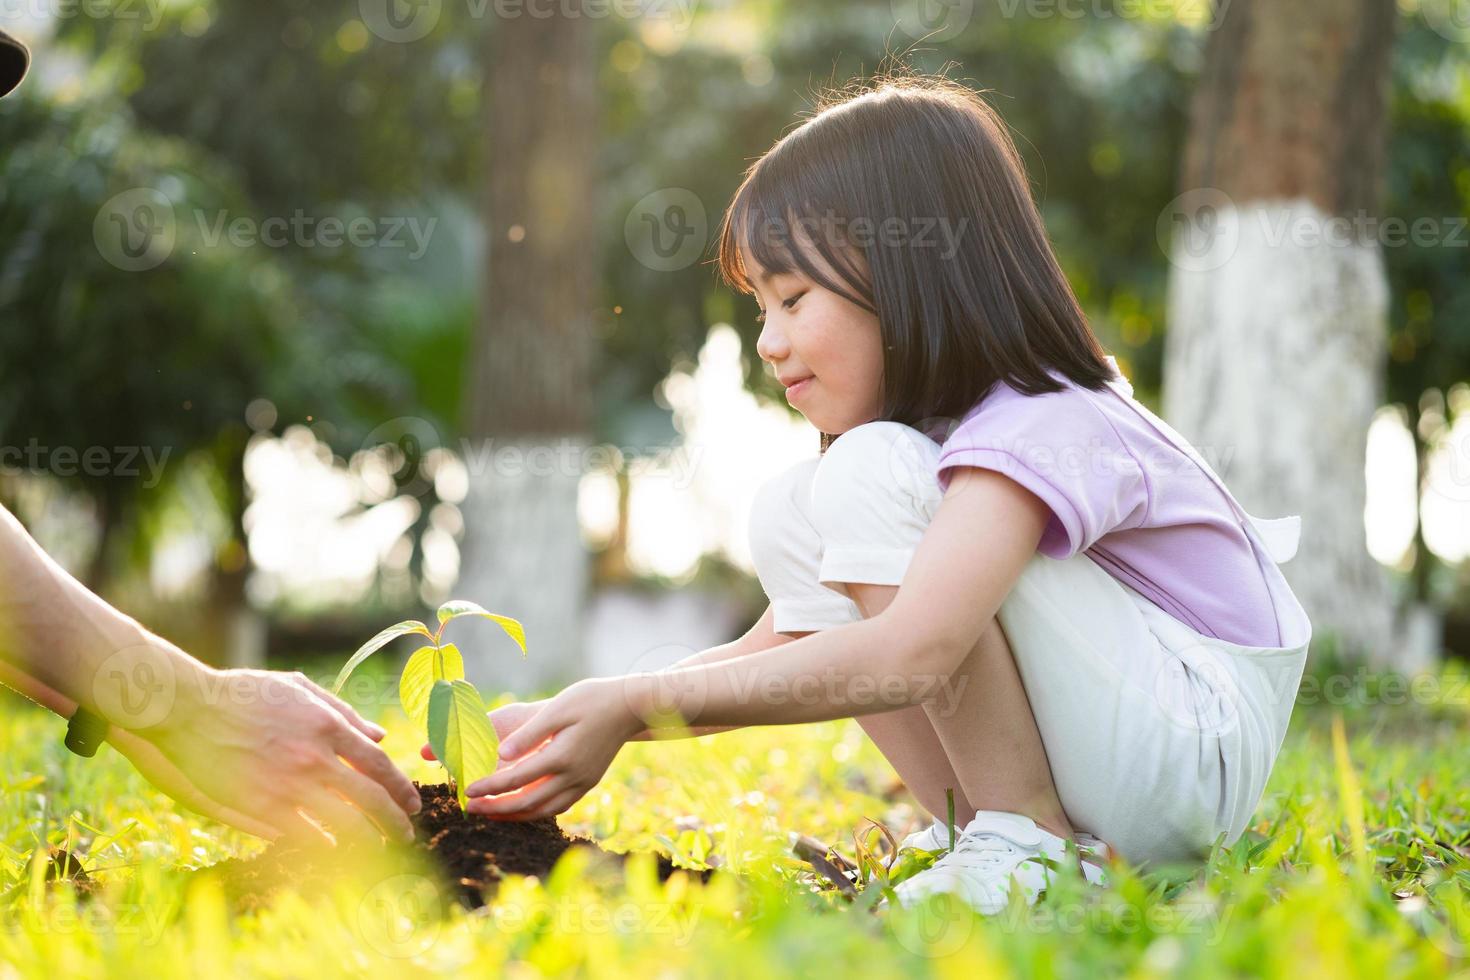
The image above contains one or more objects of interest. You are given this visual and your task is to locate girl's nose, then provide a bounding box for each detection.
[756,316,789,365]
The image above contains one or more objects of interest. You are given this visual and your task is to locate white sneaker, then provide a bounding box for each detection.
[897,816,953,853]
[890,810,1075,914]
[1074,831,1112,886]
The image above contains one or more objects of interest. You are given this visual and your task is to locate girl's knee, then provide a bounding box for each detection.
[747,458,824,575]
[810,421,944,528]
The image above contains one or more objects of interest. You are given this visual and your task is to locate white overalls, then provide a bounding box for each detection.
[747,378,1312,865]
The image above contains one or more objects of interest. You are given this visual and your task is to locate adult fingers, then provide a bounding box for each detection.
[466,744,564,798]
[271,804,337,847]
[184,793,281,840]
[299,674,387,741]
[301,786,386,845]
[324,760,416,843]
[330,723,422,816]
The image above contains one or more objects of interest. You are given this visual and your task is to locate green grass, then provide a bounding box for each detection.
[1,662,1467,978]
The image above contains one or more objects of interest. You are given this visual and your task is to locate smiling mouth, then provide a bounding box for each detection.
[785,377,814,399]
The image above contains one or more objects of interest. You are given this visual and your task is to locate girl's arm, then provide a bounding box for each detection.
[616,468,1048,731]
[626,603,796,741]
[464,469,1051,821]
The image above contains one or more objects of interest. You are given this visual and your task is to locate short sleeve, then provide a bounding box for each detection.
[935,388,1151,558]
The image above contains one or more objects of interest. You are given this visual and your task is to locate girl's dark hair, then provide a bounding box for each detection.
[714,71,1116,453]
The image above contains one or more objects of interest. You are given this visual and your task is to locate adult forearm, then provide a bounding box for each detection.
[0,504,205,727]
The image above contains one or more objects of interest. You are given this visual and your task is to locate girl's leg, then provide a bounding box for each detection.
[790,625,974,821]
[844,582,1073,840]
[804,421,1230,864]
[746,458,973,823]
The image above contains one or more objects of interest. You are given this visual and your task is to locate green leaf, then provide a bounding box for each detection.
[426,679,500,811]
[436,600,527,657]
[331,620,433,694]
[398,643,465,728]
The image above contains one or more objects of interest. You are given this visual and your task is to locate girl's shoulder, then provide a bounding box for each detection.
[939,356,1136,453]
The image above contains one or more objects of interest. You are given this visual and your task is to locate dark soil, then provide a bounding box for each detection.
[205,782,712,910]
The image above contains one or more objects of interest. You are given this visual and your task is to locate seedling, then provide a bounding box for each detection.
[331,600,527,810]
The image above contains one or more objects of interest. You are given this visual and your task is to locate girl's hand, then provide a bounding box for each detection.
[419,698,548,761]
[461,677,643,821]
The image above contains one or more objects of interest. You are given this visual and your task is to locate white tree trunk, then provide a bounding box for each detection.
[1163,198,1396,662]
[454,436,590,695]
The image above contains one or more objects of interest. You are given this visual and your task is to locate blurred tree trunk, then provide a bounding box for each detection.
[205,427,265,668]
[456,8,599,693]
[1163,0,1403,663]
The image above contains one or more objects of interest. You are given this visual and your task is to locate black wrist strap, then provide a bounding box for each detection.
[64,706,109,758]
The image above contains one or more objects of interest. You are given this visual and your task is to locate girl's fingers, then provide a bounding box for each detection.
[498,712,564,760]
[466,746,563,797]
[467,774,563,819]
[527,789,583,822]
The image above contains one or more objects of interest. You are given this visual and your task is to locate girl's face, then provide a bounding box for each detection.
[745,246,886,436]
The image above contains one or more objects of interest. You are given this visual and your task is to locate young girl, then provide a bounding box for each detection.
[454,73,1313,914]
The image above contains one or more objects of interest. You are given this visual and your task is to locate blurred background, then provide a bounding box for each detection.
[0,0,1466,698]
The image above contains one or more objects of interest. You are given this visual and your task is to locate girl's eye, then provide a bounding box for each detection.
[756,292,805,324]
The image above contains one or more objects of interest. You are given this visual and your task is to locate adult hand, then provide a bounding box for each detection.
[124,666,421,845]
[459,678,642,821]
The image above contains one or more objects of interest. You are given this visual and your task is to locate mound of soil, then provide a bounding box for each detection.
[206,782,712,910]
